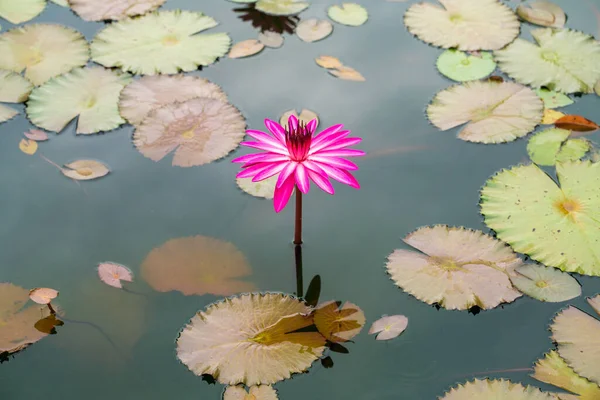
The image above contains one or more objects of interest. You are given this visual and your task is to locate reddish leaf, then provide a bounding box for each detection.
[554,115,599,132]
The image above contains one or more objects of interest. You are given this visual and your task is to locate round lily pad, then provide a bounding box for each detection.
[404,0,520,51]
[295,19,333,42]
[237,175,278,199]
[223,385,278,400]
[0,0,45,24]
[440,379,557,399]
[70,0,167,22]
[495,28,600,94]
[517,1,566,28]
[510,264,581,302]
[0,69,32,103]
[258,31,284,48]
[91,10,231,75]
[328,3,368,26]
[480,161,600,277]
[427,80,543,143]
[527,128,590,166]
[255,0,309,16]
[436,50,496,82]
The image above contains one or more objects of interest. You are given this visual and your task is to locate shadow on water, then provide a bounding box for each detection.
[233,3,300,34]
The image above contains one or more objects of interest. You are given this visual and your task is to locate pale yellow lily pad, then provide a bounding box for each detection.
[542,109,566,125]
[0,104,18,123]
[328,65,365,81]
[0,0,46,24]
[229,39,265,58]
[70,0,167,22]
[440,378,560,399]
[237,175,278,199]
[296,19,333,42]
[61,159,110,181]
[517,1,566,28]
[19,138,38,155]
[0,69,33,103]
[315,55,342,69]
[279,109,318,128]
[223,385,279,400]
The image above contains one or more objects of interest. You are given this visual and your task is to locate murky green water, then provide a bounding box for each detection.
[1,0,600,398]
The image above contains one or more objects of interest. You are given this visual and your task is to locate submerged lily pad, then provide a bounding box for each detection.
[427,80,543,143]
[70,0,166,21]
[440,379,559,399]
[436,50,496,82]
[258,31,284,48]
[141,236,256,296]
[0,24,89,86]
[510,264,581,302]
[516,1,566,28]
[481,162,600,277]
[223,385,279,400]
[313,301,365,342]
[533,350,600,399]
[91,10,231,75]
[133,98,246,167]
[61,159,110,180]
[536,88,573,109]
[0,70,32,103]
[295,19,333,42]
[119,75,227,126]
[495,28,600,94]
[327,3,368,26]
[404,0,520,51]
[527,128,590,166]
[27,66,131,134]
[0,0,45,24]
[551,299,600,385]
[385,225,522,311]
[176,293,326,386]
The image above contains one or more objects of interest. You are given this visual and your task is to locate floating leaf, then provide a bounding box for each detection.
[27,67,131,134]
[427,80,543,143]
[237,175,278,199]
[223,385,279,400]
[440,379,557,399]
[313,301,365,342]
[0,104,18,123]
[97,262,134,289]
[329,65,365,81]
[91,10,231,75]
[176,293,326,386]
[258,31,284,48]
[516,1,566,28]
[19,139,38,155]
[295,19,333,42]
[510,264,581,302]
[62,159,110,181]
[255,0,309,16]
[404,0,520,51]
[0,70,32,103]
[327,3,368,26]
[49,0,69,6]
[0,0,46,24]
[527,128,590,166]
[551,300,600,385]
[542,109,566,125]
[480,161,600,277]
[23,129,48,141]
[141,236,256,296]
[229,39,265,58]
[0,24,89,86]
[436,50,496,82]
[555,115,599,132]
[119,75,227,126]
[495,28,600,94]
[0,283,51,356]
[533,350,600,399]
[536,88,573,109]
[70,0,166,22]
[315,55,342,69]
[133,98,246,167]
[29,288,58,305]
[368,315,408,341]
[385,225,522,311]
[279,109,318,128]
[589,294,600,314]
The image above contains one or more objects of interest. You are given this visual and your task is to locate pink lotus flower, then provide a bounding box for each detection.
[232,115,364,212]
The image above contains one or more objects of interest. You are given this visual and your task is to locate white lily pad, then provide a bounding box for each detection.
[0,0,46,24]
[91,10,231,75]
[436,50,496,82]
[70,0,166,21]
[427,80,543,143]
[258,31,284,48]
[223,385,279,400]
[0,104,18,123]
[62,159,110,181]
[27,66,131,134]
[368,315,408,341]
[255,0,309,16]
[237,175,278,199]
[510,264,581,302]
[0,69,32,103]
[328,3,368,26]
[295,19,333,42]
[516,1,566,28]
[279,109,318,128]
[440,379,557,399]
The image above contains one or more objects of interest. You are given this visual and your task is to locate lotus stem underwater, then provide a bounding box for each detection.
[233,114,364,244]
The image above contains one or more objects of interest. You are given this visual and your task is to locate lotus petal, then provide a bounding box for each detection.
[255,0,309,16]
[510,264,581,302]
[532,350,600,399]
[229,39,265,58]
[258,31,284,48]
[385,225,523,311]
[141,235,256,296]
[436,50,496,82]
[295,19,333,42]
[328,3,368,26]
[517,1,566,28]
[27,67,131,134]
[0,0,45,24]
[176,293,326,386]
[427,80,543,144]
[440,378,559,399]
[480,162,600,277]
[404,0,520,51]
[313,300,365,342]
[119,75,227,126]
[91,10,231,75]
[237,175,278,199]
[368,315,408,341]
[70,0,166,22]
[527,128,590,166]
[97,262,134,289]
[29,288,59,305]
[223,385,279,400]
[551,302,600,385]
[133,98,246,167]
[0,24,89,86]
[0,70,32,103]
[495,28,600,94]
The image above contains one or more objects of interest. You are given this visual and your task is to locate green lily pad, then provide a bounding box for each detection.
[510,264,581,302]
[527,128,590,166]
[255,0,309,16]
[0,0,45,24]
[436,50,496,82]
[328,3,368,26]
[495,28,600,94]
[480,161,600,277]
[536,88,574,109]
[533,350,600,399]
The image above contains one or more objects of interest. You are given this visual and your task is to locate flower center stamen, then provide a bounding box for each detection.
[285,121,312,162]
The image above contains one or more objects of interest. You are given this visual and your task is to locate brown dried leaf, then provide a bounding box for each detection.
[555,115,599,132]
[313,300,366,342]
